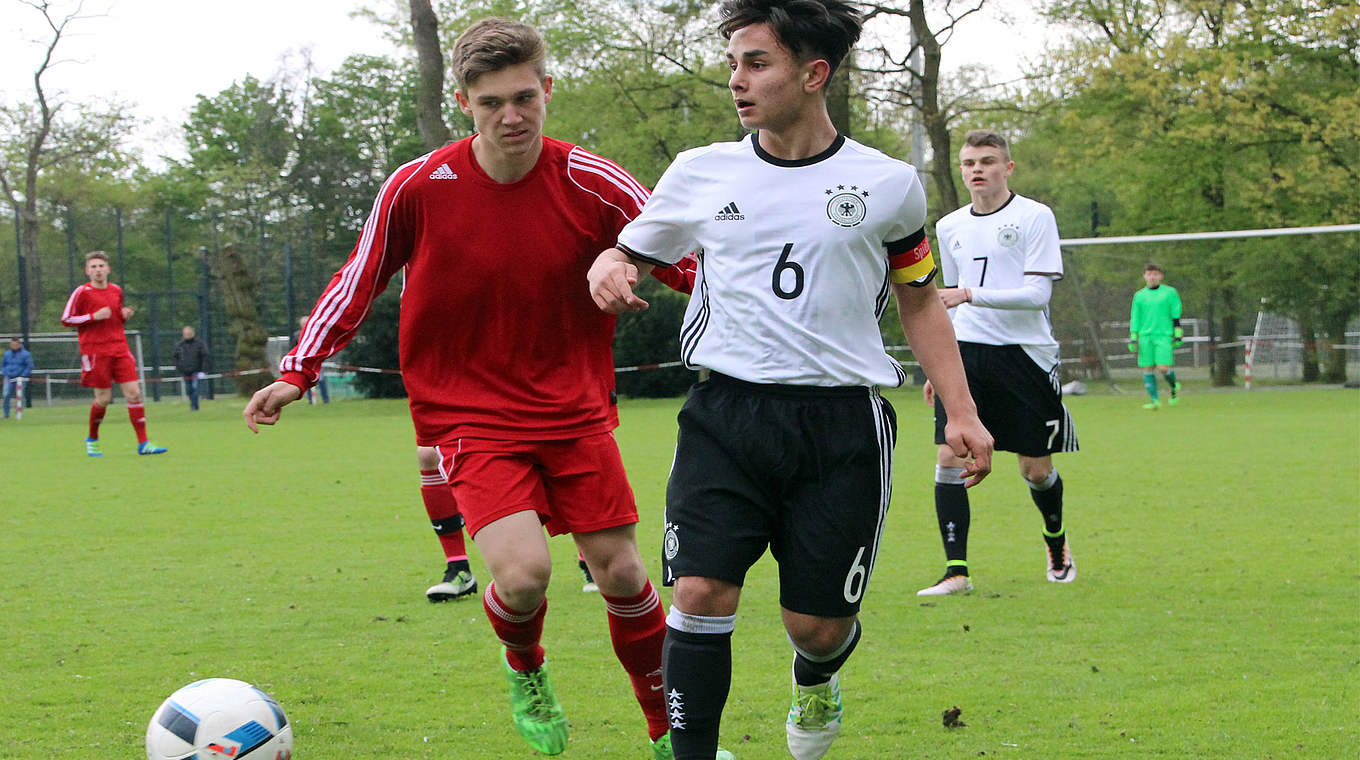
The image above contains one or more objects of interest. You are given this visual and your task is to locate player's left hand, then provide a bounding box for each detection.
[588,249,650,314]
[945,416,993,488]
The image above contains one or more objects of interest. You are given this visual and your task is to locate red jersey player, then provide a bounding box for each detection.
[243,18,703,760]
[61,250,167,457]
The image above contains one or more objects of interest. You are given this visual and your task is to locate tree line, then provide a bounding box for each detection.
[2,0,1356,395]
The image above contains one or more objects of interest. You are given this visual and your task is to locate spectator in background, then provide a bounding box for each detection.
[3,337,33,420]
[173,326,210,411]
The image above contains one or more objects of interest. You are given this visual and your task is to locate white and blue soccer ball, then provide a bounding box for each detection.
[146,678,293,760]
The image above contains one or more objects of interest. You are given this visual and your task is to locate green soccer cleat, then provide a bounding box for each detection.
[1142,400,1161,410]
[786,667,843,760]
[1169,382,1182,405]
[137,441,168,455]
[650,732,735,760]
[84,438,103,458]
[501,649,568,755]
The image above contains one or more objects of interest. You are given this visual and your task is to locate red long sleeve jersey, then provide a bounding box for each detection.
[281,136,655,445]
[61,283,131,356]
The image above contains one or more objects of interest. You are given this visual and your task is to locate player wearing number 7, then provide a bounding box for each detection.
[917,129,1079,598]
[589,4,992,757]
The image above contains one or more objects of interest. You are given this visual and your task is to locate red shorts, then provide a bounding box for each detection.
[81,352,139,388]
[437,432,638,538]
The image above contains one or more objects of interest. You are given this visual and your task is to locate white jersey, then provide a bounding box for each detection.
[617,134,934,387]
[935,192,1063,367]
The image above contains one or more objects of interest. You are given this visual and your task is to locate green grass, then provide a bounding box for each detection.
[1,386,1356,758]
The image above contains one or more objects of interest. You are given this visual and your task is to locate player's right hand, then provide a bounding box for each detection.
[922,379,935,406]
[945,416,994,488]
[243,381,303,433]
[588,249,650,314]
[92,306,112,321]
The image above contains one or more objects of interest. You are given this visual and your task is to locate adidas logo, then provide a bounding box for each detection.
[429,163,457,180]
[952,240,962,249]
[714,202,745,221]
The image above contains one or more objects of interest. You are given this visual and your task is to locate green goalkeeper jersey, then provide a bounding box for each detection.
[1130,285,1182,336]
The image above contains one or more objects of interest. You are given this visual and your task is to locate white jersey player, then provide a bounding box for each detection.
[588,4,992,758]
[918,129,1079,599]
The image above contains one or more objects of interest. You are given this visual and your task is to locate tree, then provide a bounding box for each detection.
[410,0,452,150]
[1030,0,1359,384]
[0,0,134,337]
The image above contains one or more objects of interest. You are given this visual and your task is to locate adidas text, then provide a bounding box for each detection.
[715,201,744,221]
[429,163,458,180]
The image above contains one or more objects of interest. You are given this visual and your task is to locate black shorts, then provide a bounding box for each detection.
[934,342,1078,456]
[663,373,896,618]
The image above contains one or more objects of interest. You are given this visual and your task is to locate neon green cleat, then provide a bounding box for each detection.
[501,649,568,755]
[1169,382,1182,405]
[1142,400,1161,410]
[650,732,735,760]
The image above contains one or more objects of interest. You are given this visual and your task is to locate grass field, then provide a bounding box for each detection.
[1,384,1356,759]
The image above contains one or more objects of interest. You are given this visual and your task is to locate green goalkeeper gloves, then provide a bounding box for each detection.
[1128,334,1138,353]
[1173,326,1184,348]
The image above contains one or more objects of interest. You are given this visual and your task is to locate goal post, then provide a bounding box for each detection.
[1054,223,1360,389]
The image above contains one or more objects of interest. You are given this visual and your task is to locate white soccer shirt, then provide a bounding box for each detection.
[617,134,933,387]
[935,193,1063,367]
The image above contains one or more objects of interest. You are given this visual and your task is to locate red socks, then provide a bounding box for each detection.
[127,403,148,444]
[88,402,107,439]
[484,582,546,672]
[603,580,668,740]
[420,470,467,562]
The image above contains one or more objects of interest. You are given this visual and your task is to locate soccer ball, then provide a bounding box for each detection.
[146,678,293,760]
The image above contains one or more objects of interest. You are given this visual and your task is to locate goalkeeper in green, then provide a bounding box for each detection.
[1129,263,1183,409]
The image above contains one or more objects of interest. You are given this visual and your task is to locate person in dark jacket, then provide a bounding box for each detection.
[173,326,210,411]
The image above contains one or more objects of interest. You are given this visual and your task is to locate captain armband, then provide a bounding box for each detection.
[888,232,937,286]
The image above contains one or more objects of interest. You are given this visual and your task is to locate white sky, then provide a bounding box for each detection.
[0,0,1049,163]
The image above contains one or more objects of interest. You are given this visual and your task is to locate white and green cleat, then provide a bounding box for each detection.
[786,668,843,760]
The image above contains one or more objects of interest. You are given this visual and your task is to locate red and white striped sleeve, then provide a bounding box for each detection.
[60,286,92,326]
[566,146,651,223]
[277,155,432,390]
[650,251,698,295]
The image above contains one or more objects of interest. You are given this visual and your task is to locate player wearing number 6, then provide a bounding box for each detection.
[917,129,1079,598]
[589,3,991,758]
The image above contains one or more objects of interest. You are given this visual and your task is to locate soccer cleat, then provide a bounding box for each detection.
[916,574,973,596]
[1046,537,1076,583]
[501,649,568,755]
[650,732,735,760]
[84,438,103,458]
[786,667,843,760]
[137,441,168,455]
[579,557,599,593]
[1169,382,1182,406]
[1142,400,1161,410]
[425,565,477,602]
